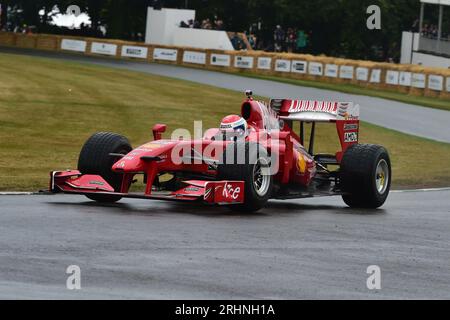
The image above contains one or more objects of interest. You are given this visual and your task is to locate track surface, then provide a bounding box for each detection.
[1,46,450,143]
[1,191,449,299]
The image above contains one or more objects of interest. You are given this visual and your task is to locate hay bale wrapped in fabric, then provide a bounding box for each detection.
[36,35,58,51]
[422,67,450,99]
[0,32,16,46]
[15,33,37,49]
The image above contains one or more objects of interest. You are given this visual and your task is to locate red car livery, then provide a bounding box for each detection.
[50,91,391,211]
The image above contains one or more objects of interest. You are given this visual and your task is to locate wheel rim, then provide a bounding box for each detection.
[375,159,389,194]
[253,158,270,197]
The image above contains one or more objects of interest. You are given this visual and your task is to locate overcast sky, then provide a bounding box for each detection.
[40,6,91,29]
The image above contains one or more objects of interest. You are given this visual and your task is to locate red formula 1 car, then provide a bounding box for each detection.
[50,91,391,212]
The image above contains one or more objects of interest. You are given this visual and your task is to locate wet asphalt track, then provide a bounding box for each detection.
[1,190,449,299]
[1,46,450,143]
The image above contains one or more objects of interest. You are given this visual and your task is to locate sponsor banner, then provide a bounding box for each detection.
[210,54,230,67]
[121,45,148,59]
[386,70,399,85]
[153,48,178,61]
[257,57,272,70]
[183,51,206,65]
[370,69,381,83]
[325,64,338,78]
[234,56,254,69]
[291,60,307,74]
[412,73,426,88]
[356,67,369,81]
[275,59,291,72]
[428,75,444,91]
[308,62,323,76]
[91,42,117,56]
[61,39,87,52]
[399,72,412,86]
[339,66,354,79]
[447,77,450,92]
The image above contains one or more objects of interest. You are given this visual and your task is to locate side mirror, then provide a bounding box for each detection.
[152,124,167,141]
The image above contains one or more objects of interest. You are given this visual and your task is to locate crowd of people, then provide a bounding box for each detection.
[273,25,302,53]
[411,19,449,41]
[422,24,450,40]
[179,16,224,31]
[179,17,310,53]
[422,24,440,39]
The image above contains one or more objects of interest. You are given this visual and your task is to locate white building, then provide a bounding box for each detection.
[145,7,234,51]
[401,0,450,68]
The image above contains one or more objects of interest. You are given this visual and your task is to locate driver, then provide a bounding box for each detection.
[219,115,249,140]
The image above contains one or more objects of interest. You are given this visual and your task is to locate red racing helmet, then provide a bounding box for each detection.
[220,115,248,139]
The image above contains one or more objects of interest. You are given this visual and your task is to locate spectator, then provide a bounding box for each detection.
[286,27,297,53]
[201,18,212,30]
[273,25,285,52]
[230,32,246,50]
[214,18,224,30]
[247,33,257,50]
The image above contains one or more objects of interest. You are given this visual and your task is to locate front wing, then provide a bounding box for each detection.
[50,171,245,205]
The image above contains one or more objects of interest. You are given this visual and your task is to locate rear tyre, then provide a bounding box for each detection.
[78,132,132,203]
[340,144,391,208]
[218,142,273,212]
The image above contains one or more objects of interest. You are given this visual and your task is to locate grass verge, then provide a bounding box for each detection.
[0,52,449,191]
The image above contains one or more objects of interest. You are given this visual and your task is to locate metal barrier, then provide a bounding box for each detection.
[418,36,450,56]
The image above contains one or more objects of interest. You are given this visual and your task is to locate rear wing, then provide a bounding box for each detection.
[270,99,359,122]
[270,99,360,161]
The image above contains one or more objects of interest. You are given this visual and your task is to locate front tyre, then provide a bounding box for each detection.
[340,144,391,209]
[78,132,132,203]
[218,142,273,212]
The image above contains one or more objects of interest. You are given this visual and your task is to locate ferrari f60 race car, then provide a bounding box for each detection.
[50,91,391,212]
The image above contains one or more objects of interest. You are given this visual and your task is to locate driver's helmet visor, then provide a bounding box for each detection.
[220,123,246,139]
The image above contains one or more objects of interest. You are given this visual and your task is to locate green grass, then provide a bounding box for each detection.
[227,71,450,112]
[0,52,449,191]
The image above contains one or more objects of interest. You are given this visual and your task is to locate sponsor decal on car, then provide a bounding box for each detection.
[344,123,359,131]
[220,182,241,201]
[296,151,307,174]
[184,187,200,192]
[288,100,338,114]
[89,181,105,186]
[344,132,358,143]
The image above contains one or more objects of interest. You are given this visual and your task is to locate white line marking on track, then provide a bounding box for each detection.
[0,192,35,195]
[392,187,450,193]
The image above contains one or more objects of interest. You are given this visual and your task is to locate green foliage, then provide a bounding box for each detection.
[4,0,422,60]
